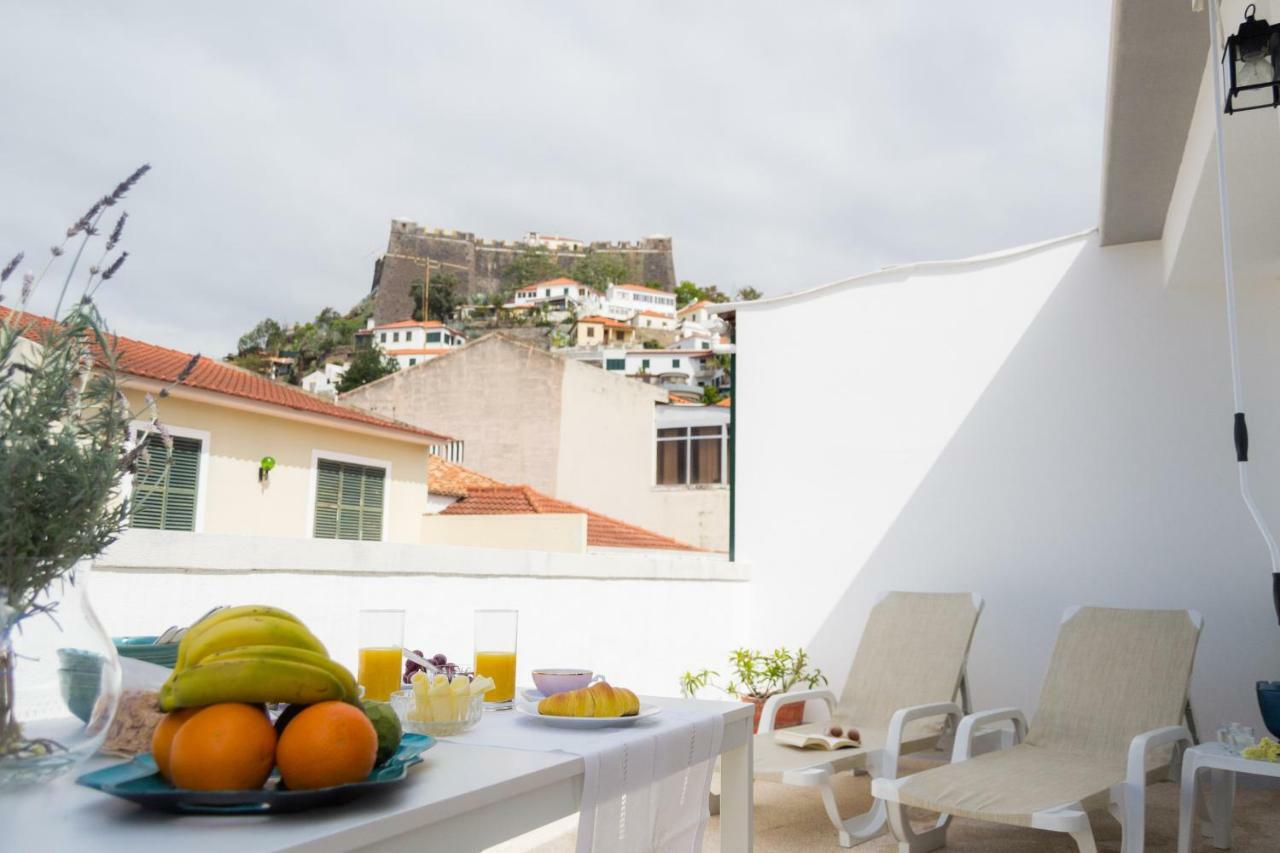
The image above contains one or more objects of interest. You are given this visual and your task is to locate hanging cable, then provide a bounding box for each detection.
[1205,0,1280,622]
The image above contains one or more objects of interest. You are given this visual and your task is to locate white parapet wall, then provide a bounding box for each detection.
[91,530,750,698]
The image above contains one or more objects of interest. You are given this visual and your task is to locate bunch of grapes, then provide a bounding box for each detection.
[1242,736,1280,762]
[403,651,466,684]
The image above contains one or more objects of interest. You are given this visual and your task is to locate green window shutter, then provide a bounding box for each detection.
[130,434,201,531]
[313,459,385,542]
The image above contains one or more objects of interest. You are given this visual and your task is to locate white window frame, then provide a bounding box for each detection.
[125,420,211,533]
[306,449,392,541]
[655,423,727,487]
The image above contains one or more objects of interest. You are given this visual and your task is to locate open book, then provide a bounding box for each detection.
[774,727,861,751]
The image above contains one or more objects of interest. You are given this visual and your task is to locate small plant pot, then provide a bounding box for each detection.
[743,695,805,734]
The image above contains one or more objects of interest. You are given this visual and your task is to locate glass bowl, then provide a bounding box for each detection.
[389,688,483,736]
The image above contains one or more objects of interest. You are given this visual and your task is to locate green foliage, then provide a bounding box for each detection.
[336,347,399,393]
[502,246,561,291]
[568,252,631,291]
[735,286,764,301]
[700,385,723,405]
[675,280,732,308]
[0,166,159,629]
[237,318,285,355]
[426,272,462,322]
[680,647,826,700]
[0,306,133,626]
[642,338,661,350]
[233,300,371,381]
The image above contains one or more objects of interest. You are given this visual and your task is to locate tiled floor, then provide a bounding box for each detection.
[510,763,1280,852]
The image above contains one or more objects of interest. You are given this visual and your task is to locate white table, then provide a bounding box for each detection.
[0,697,754,853]
[1176,741,1280,853]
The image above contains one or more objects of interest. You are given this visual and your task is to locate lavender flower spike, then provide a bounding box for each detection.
[106,212,128,252]
[1,252,22,282]
[100,251,128,281]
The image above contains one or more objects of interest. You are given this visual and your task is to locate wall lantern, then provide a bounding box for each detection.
[258,455,276,483]
[1222,4,1280,113]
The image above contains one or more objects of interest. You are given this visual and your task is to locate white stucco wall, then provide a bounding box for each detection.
[732,231,1280,736]
[90,530,749,698]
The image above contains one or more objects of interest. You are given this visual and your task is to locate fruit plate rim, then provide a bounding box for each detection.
[74,732,435,814]
[514,701,662,728]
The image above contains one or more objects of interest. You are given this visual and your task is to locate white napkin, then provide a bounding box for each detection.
[443,704,724,853]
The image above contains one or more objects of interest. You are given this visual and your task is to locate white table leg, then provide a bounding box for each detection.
[1208,768,1235,850]
[719,718,754,852]
[1177,759,1200,853]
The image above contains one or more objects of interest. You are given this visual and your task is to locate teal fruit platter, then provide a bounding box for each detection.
[76,732,434,814]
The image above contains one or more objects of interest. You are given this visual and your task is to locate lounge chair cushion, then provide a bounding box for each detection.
[892,744,1124,826]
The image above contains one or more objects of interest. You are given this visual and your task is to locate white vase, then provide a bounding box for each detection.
[0,560,122,788]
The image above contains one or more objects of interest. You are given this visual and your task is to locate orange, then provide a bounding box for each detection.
[168,703,277,791]
[275,701,377,790]
[151,707,200,782]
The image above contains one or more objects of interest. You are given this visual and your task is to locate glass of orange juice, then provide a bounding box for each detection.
[358,609,404,702]
[474,609,517,708]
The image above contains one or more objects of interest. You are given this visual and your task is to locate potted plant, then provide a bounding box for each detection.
[0,166,176,787]
[681,647,827,733]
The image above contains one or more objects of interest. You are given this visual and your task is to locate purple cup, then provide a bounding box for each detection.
[532,669,603,696]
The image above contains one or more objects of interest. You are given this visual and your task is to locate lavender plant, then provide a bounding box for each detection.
[0,165,173,760]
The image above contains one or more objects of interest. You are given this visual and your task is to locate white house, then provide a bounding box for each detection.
[358,319,467,369]
[631,310,678,331]
[717,0,1280,737]
[607,283,677,318]
[300,362,348,398]
[676,299,728,337]
[564,347,724,391]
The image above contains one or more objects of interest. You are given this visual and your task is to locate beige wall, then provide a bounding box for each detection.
[122,389,431,543]
[341,335,729,552]
[420,513,587,553]
[342,337,564,493]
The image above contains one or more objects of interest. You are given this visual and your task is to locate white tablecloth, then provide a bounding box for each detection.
[442,703,725,853]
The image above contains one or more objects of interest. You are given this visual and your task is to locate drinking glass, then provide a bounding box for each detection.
[1218,722,1256,754]
[358,609,404,702]
[474,609,518,708]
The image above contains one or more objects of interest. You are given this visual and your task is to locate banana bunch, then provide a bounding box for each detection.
[159,605,359,711]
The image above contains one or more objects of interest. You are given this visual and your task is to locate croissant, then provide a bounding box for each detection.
[538,682,640,717]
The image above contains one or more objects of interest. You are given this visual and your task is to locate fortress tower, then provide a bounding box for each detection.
[369,220,676,324]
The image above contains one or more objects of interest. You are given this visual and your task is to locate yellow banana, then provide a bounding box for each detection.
[201,645,359,703]
[183,615,327,667]
[175,605,304,671]
[158,658,345,711]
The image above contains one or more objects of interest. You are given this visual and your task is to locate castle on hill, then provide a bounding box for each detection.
[369,219,676,324]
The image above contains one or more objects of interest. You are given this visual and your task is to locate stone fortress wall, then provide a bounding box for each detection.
[370,219,676,324]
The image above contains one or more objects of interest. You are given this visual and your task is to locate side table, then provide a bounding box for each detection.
[1177,741,1280,852]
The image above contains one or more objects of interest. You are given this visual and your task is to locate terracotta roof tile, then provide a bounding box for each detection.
[436,478,701,552]
[577,315,633,330]
[616,283,673,296]
[427,456,503,498]
[1,308,452,443]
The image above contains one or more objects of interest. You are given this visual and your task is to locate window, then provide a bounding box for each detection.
[313,459,385,541]
[587,327,597,338]
[656,426,725,486]
[392,331,400,342]
[129,433,202,531]
[380,332,387,343]
[606,358,626,371]
[642,359,650,369]
[672,358,681,369]
[427,331,441,343]
[408,358,417,366]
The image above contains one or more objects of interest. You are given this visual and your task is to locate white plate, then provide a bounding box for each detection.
[515,701,662,728]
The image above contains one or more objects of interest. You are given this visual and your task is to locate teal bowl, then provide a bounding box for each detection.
[58,654,106,723]
[113,636,178,669]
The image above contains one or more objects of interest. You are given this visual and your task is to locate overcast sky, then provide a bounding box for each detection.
[1,2,1111,357]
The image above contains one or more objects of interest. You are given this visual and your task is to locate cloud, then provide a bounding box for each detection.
[0,0,1110,356]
